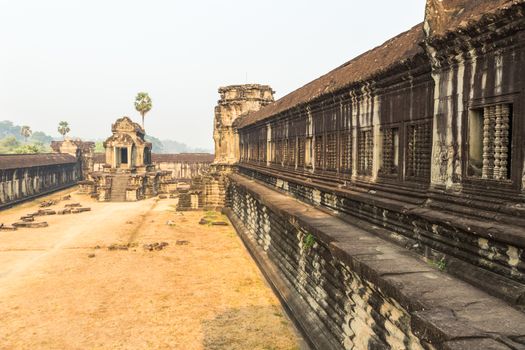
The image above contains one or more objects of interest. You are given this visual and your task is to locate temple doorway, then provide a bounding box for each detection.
[120,148,128,165]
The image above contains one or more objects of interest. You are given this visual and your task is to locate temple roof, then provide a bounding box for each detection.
[424,0,524,39]
[236,23,425,128]
[0,153,77,170]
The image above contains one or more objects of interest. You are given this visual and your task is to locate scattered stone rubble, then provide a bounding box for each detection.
[2,198,92,230]
[108,243,138,251]
[143,242,169,251]
[39,200,57,208]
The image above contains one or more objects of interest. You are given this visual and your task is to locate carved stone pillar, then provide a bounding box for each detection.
[482,106,495,179]
[499,104,510,180]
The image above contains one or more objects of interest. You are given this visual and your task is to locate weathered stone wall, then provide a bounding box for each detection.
[228,181,426,349]
[155,161,209,179]
[232,2,525,307]
[214,84,274,164]
[237,165,525,306]
[219,2,525,348]
[226,174,525,349]
[424,2,525,195]
[0,154,79,209]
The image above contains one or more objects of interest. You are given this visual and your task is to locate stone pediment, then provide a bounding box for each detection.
[103,133,135,147]
[111,116,144,136]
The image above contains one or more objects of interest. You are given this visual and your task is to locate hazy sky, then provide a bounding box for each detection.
[0,0,426,150]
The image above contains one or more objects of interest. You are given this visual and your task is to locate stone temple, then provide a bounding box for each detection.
[102,116,153,172]
[78,116,174,202]
[1,0,525,349]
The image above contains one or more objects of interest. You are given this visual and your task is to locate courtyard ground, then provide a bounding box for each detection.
[0,189,302,349]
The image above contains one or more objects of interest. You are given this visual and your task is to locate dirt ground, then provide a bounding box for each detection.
[0,189,302,350]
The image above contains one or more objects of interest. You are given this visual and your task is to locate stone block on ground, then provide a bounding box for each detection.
[12,221,49,228]
[65,203,81,208]
[211,221,228,226]
[39,200,56,208]
[37,209,56,216]
[71,207,91,213]
[0,223,17,231]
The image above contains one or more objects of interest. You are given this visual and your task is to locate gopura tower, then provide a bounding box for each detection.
[213,84,274,164]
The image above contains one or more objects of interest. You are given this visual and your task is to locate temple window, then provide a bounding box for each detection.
[258,140,266,163]
[269,140,275,163]
[298,137,305,167]
[315,135,323,170]
[339,130,352,174]
[288,138,296,167]
[380,127,399,176]
[468,104,512,180]
[275,139,282,164]
[283,138,289,165]
[326,132,337,171]
[358,129,373,175]
[406,120,432,180]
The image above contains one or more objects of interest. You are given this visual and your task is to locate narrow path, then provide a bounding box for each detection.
[0,190,300,349]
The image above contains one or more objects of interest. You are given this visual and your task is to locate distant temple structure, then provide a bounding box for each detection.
[74,117,167,201]
[103,117,152,171]
[213,84,274,164]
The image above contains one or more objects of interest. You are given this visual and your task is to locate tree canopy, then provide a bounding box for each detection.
[134,92,152,130]
[58,121,70,139]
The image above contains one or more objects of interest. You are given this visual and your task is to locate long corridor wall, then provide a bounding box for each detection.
[0,154,80,209]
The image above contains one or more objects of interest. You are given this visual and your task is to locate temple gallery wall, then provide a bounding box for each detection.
[203,1,525,349]
[1,0,525,349]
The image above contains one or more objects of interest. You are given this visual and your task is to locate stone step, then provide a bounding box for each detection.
[111,175,129,202]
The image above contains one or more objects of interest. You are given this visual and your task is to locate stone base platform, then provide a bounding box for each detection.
[226,173,525,350]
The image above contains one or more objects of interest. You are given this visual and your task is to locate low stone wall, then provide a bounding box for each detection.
[237,165,525,306]
[226,173,525,349]
[0,154,79,209]
[152,153,213,180]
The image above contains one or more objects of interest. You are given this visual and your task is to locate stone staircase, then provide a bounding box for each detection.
[111,175,129,202]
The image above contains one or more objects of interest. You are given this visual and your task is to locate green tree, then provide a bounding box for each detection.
[94,141,104,153]
[134,92,152,130]
[20,125,32,143]
[31,131,53,144]
[0,136,20,153]
[14,144,42,154]
[58,121,70,140]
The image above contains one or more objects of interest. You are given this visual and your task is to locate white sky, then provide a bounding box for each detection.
[0,0,426,150]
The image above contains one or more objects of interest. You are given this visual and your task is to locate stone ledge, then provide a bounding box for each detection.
[236,165,525,303]
[228,173,525,349]
[225,208,339,350]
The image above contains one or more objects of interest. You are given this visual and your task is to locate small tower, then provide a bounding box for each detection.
[213,84,274,164]
[103,116,153,172]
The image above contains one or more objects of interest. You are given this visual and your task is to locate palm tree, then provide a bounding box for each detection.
[20,125,32,143]
[134,92,152,130]
[58,121,70,140]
